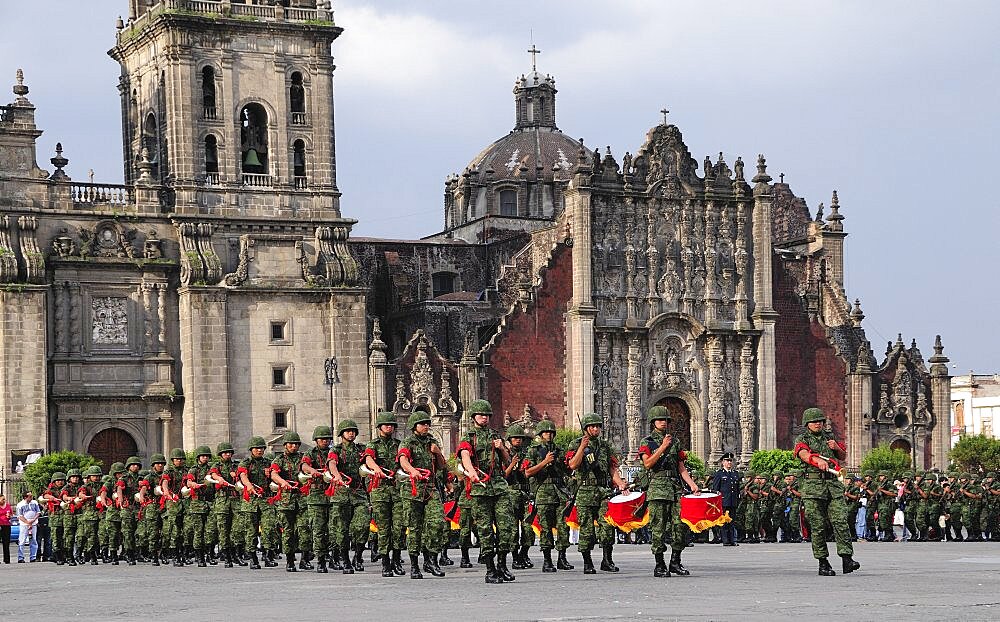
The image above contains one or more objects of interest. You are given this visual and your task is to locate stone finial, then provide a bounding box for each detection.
[50,143,70,181]
[751,154,772,184]
[896,333,904,347]
[928,334,949,376]
[815,202,825,222]
[369,318,387,353]
[850,298,865,325]
[13,68,30,104]
[826,189,844,229]
[137,147,155,184]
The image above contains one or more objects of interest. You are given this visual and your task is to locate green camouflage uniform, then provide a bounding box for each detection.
[567,435,618,553]
[963,475,985,540]
[303,442,333,559]
[162,459,187,553]
[366,433,405,556]
[237,453,269,555]
[119,464,142,558]
[77,475,102,559]
[269,448,306,557]
[637,429,686,555]
[329,438,371,555]
[794,426,854,560]
[209,453,240,557]
[42,478,66,561]
[986,475,1000,541]
[526,437,571,553]
[459,424,514,557]
[140,465,166,558]
[863,476,878,539]
[875,474,896,539]
[185,457,215,555]
[398,431,445,556]
[902,475,920,539]
[505,436,534,553]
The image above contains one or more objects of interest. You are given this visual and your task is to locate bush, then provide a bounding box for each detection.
[554,427,578,450]
[22,450,102,497]
[860,444,911,477]
[748,449,798,474]
[685,452,706,478]
[949,434,1000,474]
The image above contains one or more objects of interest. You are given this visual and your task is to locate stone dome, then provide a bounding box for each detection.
[465,126,580,184]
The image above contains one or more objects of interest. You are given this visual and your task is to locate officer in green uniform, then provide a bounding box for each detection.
[139,455,167,565]
[101,462,126,564]
[60,468,83,565]
[525,419,573,572]
[76,466,103,565]
[328,419,371,574]
[119,457,142,564]
[184,446,214,566]
[567,413,628,575]
[269,431,307,571]
[41,472,66,564]
[161,448,188,566]
[504,424,534,570]
[397,412,448,579]
[637,406,699,578]
[793,407,859,576]
[301,425,334,573]
[365,412,406,577]
[875,471,896,541]
[237,436,270,569]
[209,442,241,567]
[458,400,516,583]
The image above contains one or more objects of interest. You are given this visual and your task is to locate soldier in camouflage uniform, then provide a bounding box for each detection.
[637,406,699,577]
[41,472,66,564]
[365,412,406,577]
[986,473,1000,541]
[301,425,334,573]
[76,466,103,565]
[844,475,863,541]
[60,468,83,565]
[794,407,859,576]
[100,462,125,564]
[237,436,270,569]
[139,455,167,565]
[458,400,517,583]
[744,473,764,543]
[902,472,921,541]
[328,419,371,574]
[567,413,628,575]
[862,471,878,541]
[875,471,896,541]
[525,419,572,572]
[184,446,214,566]
[962,473,985,541]
[209,442,241,567]
[260,451,281,563]
[765,472,785,542]
[734,472,751,542]
[455,469,478,567]
[119,457,142,564]
[269,431,307,572]
[504,424,534,570]
[397,411,448,579]
[161,448,188,566]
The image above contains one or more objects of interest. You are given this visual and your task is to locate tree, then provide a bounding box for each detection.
[684,452,706,478]
[22,450,102,497]
[554,427,578,450]
[949,434,1000,474]
[748,449,798,474]
[860,444,911,477]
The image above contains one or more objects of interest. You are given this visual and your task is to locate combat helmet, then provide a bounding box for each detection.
[467,400,493,416]
[536,420,556,434]
[801,407,826,425]
[84,466,103,478]
[505,424,527,439]
[150,454,166,465]
[580,413,603,428]
[281,431,302,445]
[408,412,432,430]
[195,445,212,458]
[110,462,126,475]
[647,405,672,423]
[125,456,142,468]
[169,448,186,461]
[50,472,66,483]
[312,425,334,440]
[247,436,267,450]
[375,412,398,428]
[336,419,359,437]
[216,442,235,455]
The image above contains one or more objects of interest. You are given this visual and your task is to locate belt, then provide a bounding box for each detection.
[804,472,837,480]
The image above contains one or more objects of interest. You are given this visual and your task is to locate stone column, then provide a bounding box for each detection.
[367,319,389,431]
[69,282,82,354]
[161,415,173,452]
[737,336,757,465]
[928,336,951,470]
[156,283,168,352]
[563,159,597,425]
[625,336,642,458]
[706,335,725,463]
[457,332,480,440]
[751,156,777,449]
[54,282,67,354]
[66,418,76,452]
[142,283,155,352]
[58,415,68,451]
[847,343,876,466]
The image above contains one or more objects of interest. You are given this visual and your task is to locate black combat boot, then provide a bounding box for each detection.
[329,547,343,571]
[249,552,261,570]
[653,552,670,578]
[208,547,218,565]
[111,549,120,566]
[409,554,423,579]
[841,554,860,574]
[438,545,454,566]
[223,548,233,568]
[101,547,110,564]
[496,552,515,581]
[286,553,297,572]
[581,550,596,574]
[460,547,473,568]
[424,550,445,577]
[55,550,65,566]
[341,544,354,574]
[149,551,158,567]
[669,550,690,576]
[317,552,328,573]
[511,548,526,569]
[90,550,99,565]
[197,550,207,568]
[483,552,502,584]
[520,545,533,568]
[600,545,619,572]
[173,549,184,567]
[128,551,137,566]
[391,550,405,576]
[818,557,836,576]
[353,544,365,572]
[541,549,556,573]
[381,554,393,577]
[299,551,314,571]
[264,550,278,568]
[557,549,574,570]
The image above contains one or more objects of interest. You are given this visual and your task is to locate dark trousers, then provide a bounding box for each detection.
[0,525,10,563]
[720,507,737,544]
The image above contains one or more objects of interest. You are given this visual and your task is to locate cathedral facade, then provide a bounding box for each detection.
[0,0,952,470]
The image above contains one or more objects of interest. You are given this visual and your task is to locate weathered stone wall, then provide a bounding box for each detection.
[0,286,48,465]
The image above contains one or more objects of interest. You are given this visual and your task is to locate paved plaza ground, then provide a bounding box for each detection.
[2,541,998,621]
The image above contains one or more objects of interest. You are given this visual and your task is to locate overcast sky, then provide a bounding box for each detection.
[2,1,998,373]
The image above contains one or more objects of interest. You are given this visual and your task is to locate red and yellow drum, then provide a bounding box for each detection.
[680,491,731,533]
[603,491,651,533]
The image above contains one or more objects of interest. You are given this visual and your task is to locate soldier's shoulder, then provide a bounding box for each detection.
[567,436,583,451]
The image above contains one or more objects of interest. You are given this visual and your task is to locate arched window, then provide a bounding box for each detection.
[290,72,306,125]
[204,135,219,183]
[142,112,159,177]
[432,272,457,298]
[293,139,307,188]
[240,103,269,183]
[499,189,517,216]
[202,67,217,119]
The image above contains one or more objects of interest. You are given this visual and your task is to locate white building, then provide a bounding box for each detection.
[951,374,1000,444]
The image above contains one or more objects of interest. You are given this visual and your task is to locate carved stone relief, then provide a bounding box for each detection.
[92,297,128,345]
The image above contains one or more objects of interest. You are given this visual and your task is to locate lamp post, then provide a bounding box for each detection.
[324,356,339,429]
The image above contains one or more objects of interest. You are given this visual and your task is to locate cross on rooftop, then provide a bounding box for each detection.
[661,108,669,125]
[528,44,541,72]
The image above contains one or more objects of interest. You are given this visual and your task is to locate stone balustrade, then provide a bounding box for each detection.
[242,173,273,188]
[70,183,132,206]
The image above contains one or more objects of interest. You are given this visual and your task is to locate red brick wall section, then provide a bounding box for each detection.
[486,245,572,428]
[773,259,848,448]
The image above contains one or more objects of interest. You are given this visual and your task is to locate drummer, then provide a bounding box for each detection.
[637,406,700,578]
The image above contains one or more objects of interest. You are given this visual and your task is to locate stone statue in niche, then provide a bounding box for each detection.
[92,297,128,345]
[143,230,163,259]
[51,229,76,258]
[667,347,679,372]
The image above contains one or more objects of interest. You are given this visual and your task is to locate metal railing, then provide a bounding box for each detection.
[71,183,132,206]
[242,173,273,187]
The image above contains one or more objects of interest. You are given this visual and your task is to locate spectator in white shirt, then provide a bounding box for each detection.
[16,489,41,563]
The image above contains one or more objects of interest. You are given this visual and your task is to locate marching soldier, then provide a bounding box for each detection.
[41,472,66,564]
[397,411,448,579]
[766,472,784,543]
[525,419,572,572]
[875,471,896,542]
[455,466,478,568]
[364,412,406,577]
[185,446,215,567]
[987,473,1000,541]
[962,473,985,541]
[844,475,863,541]
[270,431,307,572]
[458,400,515,583]
[504,424,534,570]
[139,454,167,565]
[76,465,103,565]
[793,407,859,576]
[637,406,699,578]
[301,425,334,573]
[902,472,921,541]
[567,413,629,575]
[162,448,188,566]
[237,436,270,569]
[100,462,126,564]
[784,470,803,542]
[208,442,242,568]
[61,468,83,565]
[119,457,142,564]
[862,471,878,541]
[328,419,371,574]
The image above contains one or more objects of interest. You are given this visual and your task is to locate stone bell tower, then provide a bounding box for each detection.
[109,0,342,217]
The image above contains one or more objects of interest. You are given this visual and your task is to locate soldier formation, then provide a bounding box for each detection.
[31,402,997,581]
